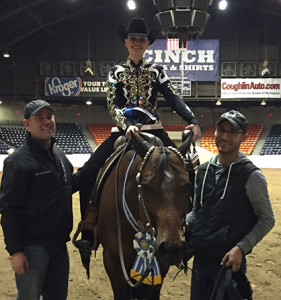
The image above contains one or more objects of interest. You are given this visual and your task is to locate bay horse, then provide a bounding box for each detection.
[97,131,193,300]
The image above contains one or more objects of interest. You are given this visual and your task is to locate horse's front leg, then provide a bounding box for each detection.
[146,284,162,300]
[130,284,161,300]
[103,249,131,300]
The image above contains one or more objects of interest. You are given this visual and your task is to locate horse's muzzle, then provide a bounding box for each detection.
[157,240,188,267]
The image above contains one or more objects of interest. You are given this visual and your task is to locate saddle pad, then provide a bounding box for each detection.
[92,142,128,206]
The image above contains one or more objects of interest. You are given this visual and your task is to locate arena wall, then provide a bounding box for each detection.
[1,103,281,170]
[0,102,280,130]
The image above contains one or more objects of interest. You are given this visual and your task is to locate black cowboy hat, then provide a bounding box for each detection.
[118,18,157,45]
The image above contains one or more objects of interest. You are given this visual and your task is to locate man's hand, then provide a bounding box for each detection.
[185,124,201,142]
[221,245,244,272]
[126,125,140,138]
[11,252,29,275]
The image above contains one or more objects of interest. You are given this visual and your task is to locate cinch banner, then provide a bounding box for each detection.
[221,78,281,99]
[44,77,107,97]
[145,39,219,82]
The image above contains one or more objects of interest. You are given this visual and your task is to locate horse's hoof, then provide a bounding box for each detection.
[74,239,93,252]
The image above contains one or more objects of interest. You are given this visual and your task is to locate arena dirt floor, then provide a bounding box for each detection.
[0,168,280,299]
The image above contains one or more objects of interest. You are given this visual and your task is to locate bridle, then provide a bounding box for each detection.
[114,142,187,287]
[135,145,186,235]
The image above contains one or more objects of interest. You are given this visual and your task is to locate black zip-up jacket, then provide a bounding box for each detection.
[0,133,80,255]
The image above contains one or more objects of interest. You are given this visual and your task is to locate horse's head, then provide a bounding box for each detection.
[131,132,192,268]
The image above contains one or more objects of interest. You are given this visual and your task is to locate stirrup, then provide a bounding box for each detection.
[74,239,93,252]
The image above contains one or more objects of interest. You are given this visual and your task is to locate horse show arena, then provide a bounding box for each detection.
[0,165,280,299]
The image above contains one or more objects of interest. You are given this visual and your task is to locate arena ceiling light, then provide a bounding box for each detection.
[261,99,267,106]
[127,0,136,10]
[218,0,228,10]
[86,100,92,105]
[216,99,222,106]
[3,51,10,58]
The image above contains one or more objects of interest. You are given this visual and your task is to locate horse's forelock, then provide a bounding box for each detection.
[150,147,185,183]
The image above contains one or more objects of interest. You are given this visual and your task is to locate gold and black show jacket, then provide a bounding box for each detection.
[107,58,199,131]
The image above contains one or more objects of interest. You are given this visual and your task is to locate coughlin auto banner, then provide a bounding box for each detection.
[221,78,281,98]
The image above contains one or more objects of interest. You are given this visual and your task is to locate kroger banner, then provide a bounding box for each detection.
[145,39,219,82]
[221,78,281,99]
[44,77,107,97]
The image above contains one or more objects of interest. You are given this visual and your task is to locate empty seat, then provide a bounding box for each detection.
[260,125,281,155]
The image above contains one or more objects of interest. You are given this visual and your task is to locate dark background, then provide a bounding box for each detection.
[0,0,281,107]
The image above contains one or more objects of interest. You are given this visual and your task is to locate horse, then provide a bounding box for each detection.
[96,131,193,300]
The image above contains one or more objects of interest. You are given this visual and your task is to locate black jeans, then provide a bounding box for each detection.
[190,255,247,300]
[15,244,69,300]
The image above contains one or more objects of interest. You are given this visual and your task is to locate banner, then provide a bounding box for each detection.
[145,39,219,82]
[44,77,107,97]
[221,78,281,99]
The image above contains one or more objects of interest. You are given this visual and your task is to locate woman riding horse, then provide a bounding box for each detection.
[74,17,201,252]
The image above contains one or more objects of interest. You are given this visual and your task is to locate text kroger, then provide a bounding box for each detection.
[47,78,80,96]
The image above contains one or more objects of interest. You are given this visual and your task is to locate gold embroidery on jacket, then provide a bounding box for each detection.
[107,60,159,129]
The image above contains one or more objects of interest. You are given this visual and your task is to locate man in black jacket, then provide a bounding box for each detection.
[0,100,90,300]
[185,110,275,300]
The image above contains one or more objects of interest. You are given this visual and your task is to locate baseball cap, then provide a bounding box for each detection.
[216,110,248,133]
[24,100,54,119]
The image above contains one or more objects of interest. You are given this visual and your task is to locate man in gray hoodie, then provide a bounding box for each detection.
[185,110,275,300]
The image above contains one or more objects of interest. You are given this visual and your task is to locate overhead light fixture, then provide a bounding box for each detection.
[86,100,92,105]
[216,99,222,106]
[261,59,270,77]
[84,18,94,76]
[0,100,2,104]
[3,51,10,58]
[261,99,266,106]
[218,0,228,10]
[85,59,94,76]
[127,0,136,10]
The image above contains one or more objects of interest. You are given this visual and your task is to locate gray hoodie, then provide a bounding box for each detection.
[186,152,275,255]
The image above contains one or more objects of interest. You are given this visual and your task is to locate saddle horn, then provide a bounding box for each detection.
[130,131,150,158]
[178,129,194,156]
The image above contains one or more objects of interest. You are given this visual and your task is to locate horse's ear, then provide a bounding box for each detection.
[131,131,150,158]
[178,130,193,156]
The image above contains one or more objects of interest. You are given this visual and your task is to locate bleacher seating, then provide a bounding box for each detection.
[87,124,114,145]
[200,125,218,154]
[260,124,281,155]
[0,141,10,154]
[0,126,27,152]
[200,124,264,155]
[0,123,92,154]
[163,124,186,131]
[55,123,92,154]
